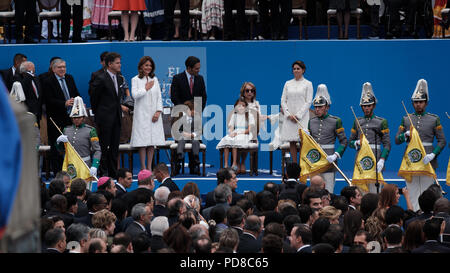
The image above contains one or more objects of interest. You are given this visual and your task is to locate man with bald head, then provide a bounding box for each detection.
[237,215,262,253]
[15,61,43,122]
[309,175,325,191]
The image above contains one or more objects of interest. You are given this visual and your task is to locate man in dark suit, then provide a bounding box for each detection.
[226,206,246,237]
[237,215,262,253]
[201,184,232,221]
[14,0,37,44]
[74,193,108,227]
[89,52,123,178]
[43,228,67,253]
[153,186,170,219]
[170,56,207,111]
[16,61,43,122]
[125,203,152,239]
[61,0,85,43]
[115,168,133,199]
[41,58,80,175]
[290,223,312,253]
[203,168,244,209]
[412,217,450,253]
[121,169,154,215]
[1,53,27,92]
[154,163,180,192]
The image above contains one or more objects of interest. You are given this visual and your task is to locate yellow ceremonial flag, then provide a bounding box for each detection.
[446,157,450,186]
[299,129,332,183]
[62,143,95,182]
[398,126,436,183]
[352,134,385,192]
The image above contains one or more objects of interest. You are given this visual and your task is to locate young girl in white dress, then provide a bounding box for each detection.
[216,97,255,172]
[130,56,165,171]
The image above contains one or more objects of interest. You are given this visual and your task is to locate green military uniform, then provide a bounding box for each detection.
[308,84,348,193]
[395,79,446,211]
[349,82,390,193]
[57,123,101,169]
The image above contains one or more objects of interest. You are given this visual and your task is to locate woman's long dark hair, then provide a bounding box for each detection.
[137,56,155,79]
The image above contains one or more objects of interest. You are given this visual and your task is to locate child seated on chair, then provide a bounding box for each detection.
[173,100,202,175]
[216,97,255,172]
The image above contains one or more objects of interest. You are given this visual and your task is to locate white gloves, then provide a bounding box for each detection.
[423,153,436,165]
[90,166,97,177]
[326,152,340,163]
[377,158,385,173]
[57,135,68,143]
[354,140,361,150]
[404,130,410,140]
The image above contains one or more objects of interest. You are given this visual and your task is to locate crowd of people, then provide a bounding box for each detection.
[5,0,442,43]
[40,164,450,253]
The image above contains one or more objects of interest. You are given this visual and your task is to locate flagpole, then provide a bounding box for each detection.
[49,117,98,190]
[401,101,445,195]
[289,113,352,186]
[351,106,381,193]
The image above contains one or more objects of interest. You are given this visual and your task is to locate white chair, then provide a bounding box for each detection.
[37,0,62,43]
[292,0,308,40]
[327,3,363,39]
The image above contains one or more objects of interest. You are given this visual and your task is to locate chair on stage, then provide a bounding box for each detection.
[157,106,175,169]
[219,109,259,176]
[327,0,362,39]
[292,0,308,40]
[0,0,14,44]
[37,0,62,43]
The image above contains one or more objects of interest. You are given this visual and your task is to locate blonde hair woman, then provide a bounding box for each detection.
[318,206,342,224]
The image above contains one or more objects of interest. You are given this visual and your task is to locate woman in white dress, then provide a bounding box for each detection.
[216,97,255,172]
[280,60,313,163]
[130,56,165,170]
[236,82,267,174]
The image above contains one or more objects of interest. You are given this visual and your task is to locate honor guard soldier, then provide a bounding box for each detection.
[308,84,348,193]
[57,96,101,177]
[395,79,446,211]
[349,82,391,193]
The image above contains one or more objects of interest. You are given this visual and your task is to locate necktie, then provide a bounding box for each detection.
[60,78,71,113]
[60,78,70,100]
[112,74,118,95]
[31,79,38,98]
[189,76,194,96]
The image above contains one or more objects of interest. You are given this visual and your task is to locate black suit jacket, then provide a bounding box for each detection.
[170,71,207,110]
[152,204,169,218]
[160,177,180,192]
[237,232,261,253]
[74,213,93,228]
[20,73,43,121]
[411,241,450,253]
[89,69,123,127]
[150,235,168,253]
[203,190,244,209]
[125,221,149,239]
[1,67,15,92]
[42,73,80,126]
[121,187,154,215]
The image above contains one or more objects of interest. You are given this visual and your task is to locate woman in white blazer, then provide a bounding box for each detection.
[130,56,165,171]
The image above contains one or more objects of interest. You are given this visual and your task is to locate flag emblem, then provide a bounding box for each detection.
[360,156,374,171]
[407,149,422,163]
[306,149,321,164]
[67,164,77,179]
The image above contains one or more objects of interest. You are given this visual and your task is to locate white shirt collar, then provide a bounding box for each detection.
[298,244,310,252]
[116,182,126,192]
[185,70,194,81]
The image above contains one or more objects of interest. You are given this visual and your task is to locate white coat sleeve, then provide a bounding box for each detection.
[280,82,289,115]
[154,77,163,112]
[295,81,313,119]
[131,76,147,100]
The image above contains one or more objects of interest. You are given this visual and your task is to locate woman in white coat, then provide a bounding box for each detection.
[280,60,313,163]
[130,56,165,171]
